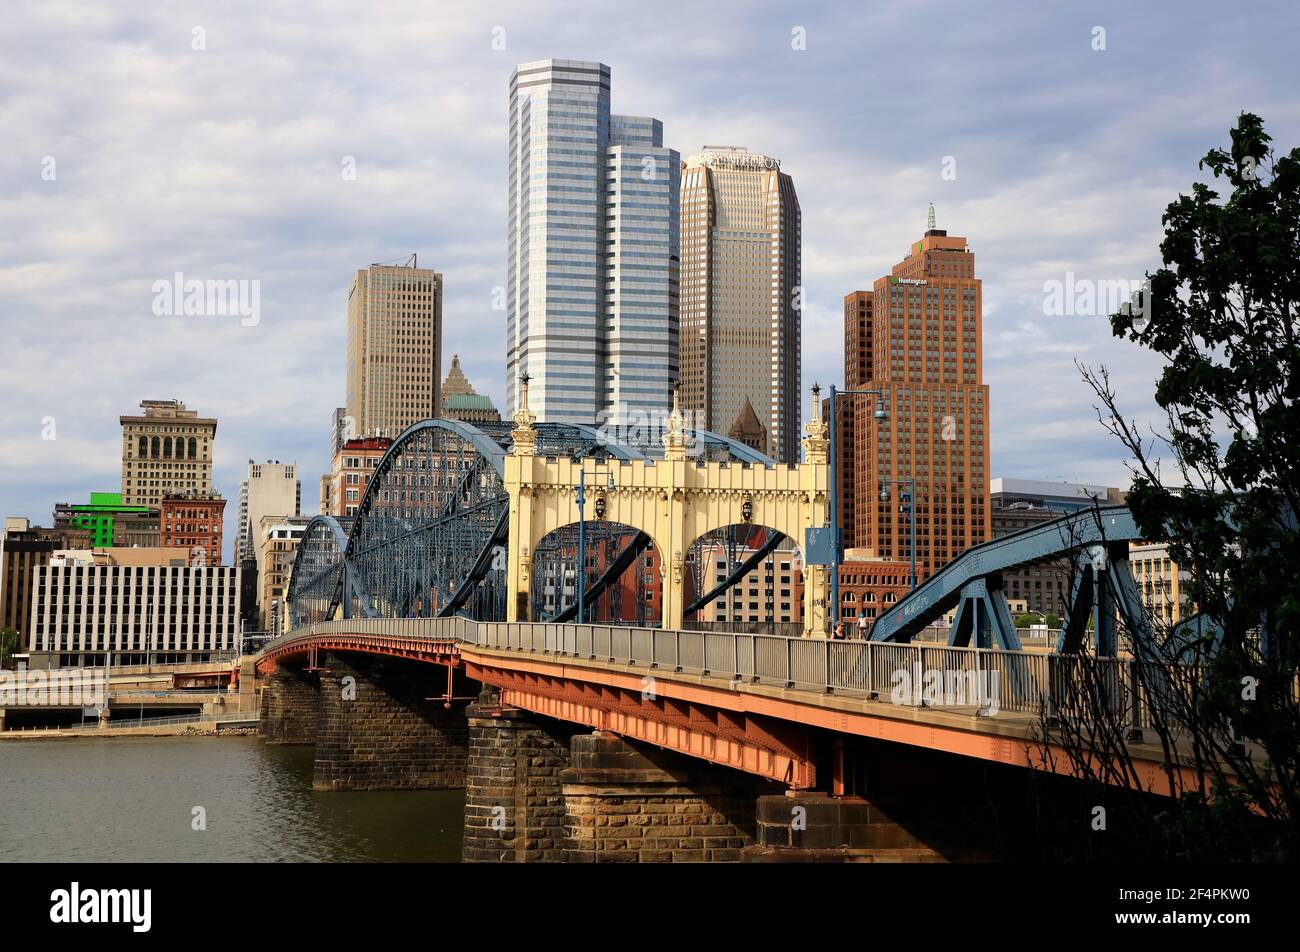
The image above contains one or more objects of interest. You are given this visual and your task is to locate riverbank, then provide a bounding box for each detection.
[0,723,260,740]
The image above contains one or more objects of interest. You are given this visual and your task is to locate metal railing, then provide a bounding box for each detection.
[265,617,1193,728]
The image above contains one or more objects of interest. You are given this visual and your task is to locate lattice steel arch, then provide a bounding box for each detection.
[286,417,777,628]
[286,515,352,627]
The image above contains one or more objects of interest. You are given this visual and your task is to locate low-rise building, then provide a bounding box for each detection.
[27,547,240,669]
[160,491,226,565]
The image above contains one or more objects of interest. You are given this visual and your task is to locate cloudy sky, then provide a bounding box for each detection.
[2,0,1297,560]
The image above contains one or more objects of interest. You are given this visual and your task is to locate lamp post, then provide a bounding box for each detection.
[879,478,917,590]
[827,384,890,632]
[575,457,616,624]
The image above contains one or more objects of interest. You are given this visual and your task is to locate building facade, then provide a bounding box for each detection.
[159,491,226,565]
[990,477,1125,512]
[991,503,1071,617]
[680,146,801,463]
[440,355,502,425]
[27,549,240,669]
[236,460,300,566]
[1129,542,1192,627]
[258,516,311,633]
[842,209,991,579]
[119,399,216,507]
[836,553,912,627]
[346,260,443,439]
[507,59,680,427]
[1,519,67,653]
[53,493,158,549]
[329,437,391,518]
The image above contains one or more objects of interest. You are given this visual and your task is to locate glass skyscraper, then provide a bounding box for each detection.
[507,59,679,426]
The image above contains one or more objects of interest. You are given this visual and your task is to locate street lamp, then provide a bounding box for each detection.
[575,456,616,624]
[879,478,917,590]
[827,384,890,632]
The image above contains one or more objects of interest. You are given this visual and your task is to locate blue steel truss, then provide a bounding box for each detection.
[287,418,776,627]
[870,506,1150,653]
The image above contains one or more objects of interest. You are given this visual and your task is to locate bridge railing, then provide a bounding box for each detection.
[274,618,1190,726]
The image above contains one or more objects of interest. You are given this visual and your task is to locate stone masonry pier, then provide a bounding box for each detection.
[313,652,468,791]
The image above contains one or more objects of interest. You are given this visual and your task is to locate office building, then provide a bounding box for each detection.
[507,59,680,426]
[679,146,801,462]
[119,399,216,507]
[990,477,1125,513]
[258,515,311,632]
[235,460,300,567]
[1,519,69,654]
[27,548,240,669]
[329,437,391,518]
[346,259,442,438]
[842,208,991,579]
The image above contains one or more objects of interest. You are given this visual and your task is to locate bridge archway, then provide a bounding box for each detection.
[531,520,663,625]
[505,386,832,634]
[684,524,798,632]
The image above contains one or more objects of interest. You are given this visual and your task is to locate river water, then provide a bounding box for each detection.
[0,737,465,862]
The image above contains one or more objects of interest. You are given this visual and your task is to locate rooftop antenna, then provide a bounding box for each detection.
[927,203,936,231]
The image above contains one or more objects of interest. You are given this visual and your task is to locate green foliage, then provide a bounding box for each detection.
[0,627,17,668]
[1089,112,1300,859]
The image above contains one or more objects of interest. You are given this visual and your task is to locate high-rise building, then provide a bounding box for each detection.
[843,209,991,579]
[679,146,801,463]
[346,259,442,438]
[159,491,226,565]
[235,460,300,568]
[507,59,680,426]
[119,399,216,507]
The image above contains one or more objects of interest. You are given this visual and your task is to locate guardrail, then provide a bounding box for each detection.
[264,617,1184,728]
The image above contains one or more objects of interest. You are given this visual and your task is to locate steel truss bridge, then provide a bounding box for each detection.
[288,418,788,632]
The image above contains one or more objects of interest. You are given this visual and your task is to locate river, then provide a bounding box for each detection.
[0,736,464,862]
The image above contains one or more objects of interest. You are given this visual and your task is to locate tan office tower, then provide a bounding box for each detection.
[680,146,801,463]
[346,259,443,438]
[846,208,990,578]
[120,399,216,507]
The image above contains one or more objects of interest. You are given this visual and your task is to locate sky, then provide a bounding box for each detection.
[2,0,1297,562]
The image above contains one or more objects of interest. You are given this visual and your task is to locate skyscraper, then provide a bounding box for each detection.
[346,258,442,438]
[679,146,801,462]
[119,399,216,507]
[507,59,680,425]
[844,209,990,578]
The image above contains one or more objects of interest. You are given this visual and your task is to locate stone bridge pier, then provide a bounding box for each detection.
[462,691,778,863]
[257,653,470,792]
[259,665,320,745]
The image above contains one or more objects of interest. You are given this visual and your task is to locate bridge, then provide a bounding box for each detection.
[255,393,1222,861]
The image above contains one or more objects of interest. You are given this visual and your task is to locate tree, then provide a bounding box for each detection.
[0,628,18,669]
[1055,113,1299,859]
